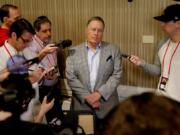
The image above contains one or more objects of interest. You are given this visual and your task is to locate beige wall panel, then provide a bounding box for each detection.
[1,0,178,88]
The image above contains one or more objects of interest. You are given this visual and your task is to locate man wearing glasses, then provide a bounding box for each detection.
[0,18,34,70]
[0,18,55,124]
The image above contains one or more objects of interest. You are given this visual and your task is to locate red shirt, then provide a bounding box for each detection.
[0,27,9,47]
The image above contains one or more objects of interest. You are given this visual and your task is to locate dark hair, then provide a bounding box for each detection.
[104,92,180,135]
[0,74,35,117]
[33,16,51,31]
[9,18,35,38]
[86,16,105,28]
[0,4,18,23]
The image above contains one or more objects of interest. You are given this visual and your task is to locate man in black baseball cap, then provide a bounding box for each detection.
[154,4,180,22]
[129,4,180,103]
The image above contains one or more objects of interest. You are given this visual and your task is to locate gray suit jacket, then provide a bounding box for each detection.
[66,41,122,119]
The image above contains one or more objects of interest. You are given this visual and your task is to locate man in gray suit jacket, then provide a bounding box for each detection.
[66,16,122,120]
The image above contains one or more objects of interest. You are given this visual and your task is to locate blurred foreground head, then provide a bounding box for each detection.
[0,74,35,118]
[104,92,180,135]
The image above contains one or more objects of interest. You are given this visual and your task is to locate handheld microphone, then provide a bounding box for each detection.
[55,39,72,49]
[23,57,40,66]
[121,53,131,59]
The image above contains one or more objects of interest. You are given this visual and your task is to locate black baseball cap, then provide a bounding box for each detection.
[154,4,180,22]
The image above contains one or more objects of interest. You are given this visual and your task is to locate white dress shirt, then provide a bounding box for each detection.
[0,40,18,71]
[87,43,101,90]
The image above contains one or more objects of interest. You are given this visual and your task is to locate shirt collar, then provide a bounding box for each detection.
[85,41,102,50]
[34,35,44,45]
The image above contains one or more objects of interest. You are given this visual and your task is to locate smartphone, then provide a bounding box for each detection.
[46,88,55,102]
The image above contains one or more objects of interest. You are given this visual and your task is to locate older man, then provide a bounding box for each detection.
[66,16,122,121]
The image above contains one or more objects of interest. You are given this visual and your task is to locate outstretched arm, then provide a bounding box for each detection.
[129,55,161,76]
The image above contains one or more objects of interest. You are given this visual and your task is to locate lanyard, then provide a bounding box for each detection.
[34,36,55,66]
[162,40,180,78]
[4,44,15,64]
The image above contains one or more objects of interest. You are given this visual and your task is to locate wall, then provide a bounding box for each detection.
[1,0,178,88]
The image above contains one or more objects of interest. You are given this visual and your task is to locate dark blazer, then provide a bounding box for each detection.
[66,41,122,119]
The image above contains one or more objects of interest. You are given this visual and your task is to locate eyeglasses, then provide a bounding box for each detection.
[20,36,32,44]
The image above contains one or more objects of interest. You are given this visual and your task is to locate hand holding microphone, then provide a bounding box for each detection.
[129,55,145,66]
[121,53,144,66]
[121,53,131,59]
[38,43,58,61]
[55,39,72,48]
[38,39,72,60]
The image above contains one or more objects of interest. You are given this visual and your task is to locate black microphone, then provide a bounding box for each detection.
[121,53,131,59]
[55,39,72,49]
[23,57,40,66]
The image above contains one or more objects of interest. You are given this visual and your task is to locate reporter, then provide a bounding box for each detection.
[23,16,63,125]
[129,4,180,102]
[0,18,54,124]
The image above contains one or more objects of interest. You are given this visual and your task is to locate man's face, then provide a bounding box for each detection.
[7,8,21,27]
[85,20,104,46]
[160,21,179,36]
[36,22,52,44]
[14,31,33,52]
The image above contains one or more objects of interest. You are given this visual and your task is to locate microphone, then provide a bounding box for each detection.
[121,53,131,59]
[55,39,72,49]
[23,57,40,66]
